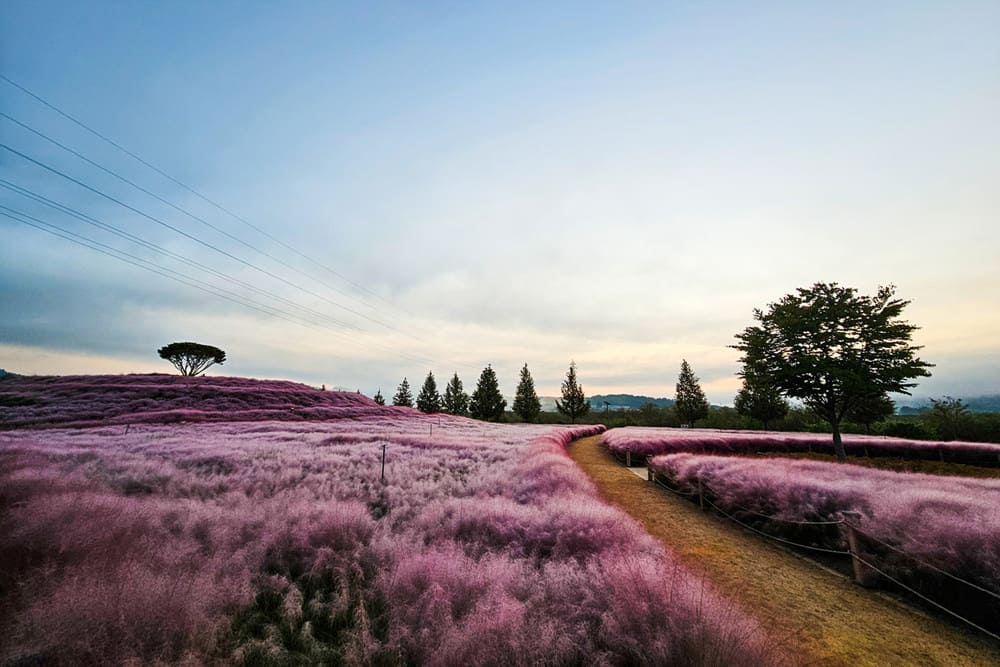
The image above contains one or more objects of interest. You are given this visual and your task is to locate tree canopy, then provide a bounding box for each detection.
[442,373,469,416]
[674,360,709,426]
[157,342,226,376]
[845,392,895,434]
[392,378,414,407]
[469,365,506,421]
[734,376,788,430]
[733,282,932,459]
[512,363,541,423]
[555,361,589,423]
[416,372,442,413]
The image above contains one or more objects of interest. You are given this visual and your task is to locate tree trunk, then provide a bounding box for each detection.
[832,421,846,461]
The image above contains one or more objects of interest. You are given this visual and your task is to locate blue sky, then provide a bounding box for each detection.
[2,1,998,402]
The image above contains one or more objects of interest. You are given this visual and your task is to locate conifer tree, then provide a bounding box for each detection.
[512,363,541,423]
[675,359,709,426]
[416,371,442,413]
[392,377,413,407]
[373,388,385,406]
[442,373,470,416]
[555,361,589,423]
[469,364,506,422]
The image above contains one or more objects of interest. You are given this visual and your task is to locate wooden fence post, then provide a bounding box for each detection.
[647,467,654,482]
[840,513,876,587]
[697,478,705,510]
[626,448,632,467]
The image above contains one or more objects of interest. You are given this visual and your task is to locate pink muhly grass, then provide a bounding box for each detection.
[604,426,1000,464]
[649,452,1000,631]
[1,382,783,665]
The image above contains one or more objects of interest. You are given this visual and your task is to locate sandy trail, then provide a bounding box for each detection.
[568,434,1000,666]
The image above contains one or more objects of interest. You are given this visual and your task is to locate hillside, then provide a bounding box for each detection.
[0,373,413,428]
[898,394,1000,415]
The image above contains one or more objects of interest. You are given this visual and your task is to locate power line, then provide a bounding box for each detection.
[0,73,410,315]
[0,180,359,331]
[0,74,476,374]
[0,143,399,334]
[1,209,327,332]
[0,110,405,333]
[0,206,454,370]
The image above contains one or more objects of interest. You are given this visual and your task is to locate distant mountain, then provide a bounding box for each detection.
[896,394,1000,414]
[589,394,674,411]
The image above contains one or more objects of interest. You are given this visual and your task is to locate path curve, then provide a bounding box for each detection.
[568,434,1000,667]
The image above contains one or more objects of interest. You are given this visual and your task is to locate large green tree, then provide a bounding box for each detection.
[512,363,542,423]
[556,361,589,423]
[416,371,442,413]
[392,377,414,407]
[734,376,788,430]
[470,365,506,421]
[675,359,709,426]
[157,342,226,376]
[733,283,932,460]
[442,373,469,416]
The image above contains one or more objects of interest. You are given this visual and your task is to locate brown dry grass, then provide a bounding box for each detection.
[569,434,1000,666]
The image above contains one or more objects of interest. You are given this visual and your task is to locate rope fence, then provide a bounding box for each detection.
[633,458,1000,641]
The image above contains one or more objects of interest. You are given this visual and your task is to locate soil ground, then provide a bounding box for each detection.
[568,434,1000,666]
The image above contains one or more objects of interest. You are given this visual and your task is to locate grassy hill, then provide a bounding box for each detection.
[0,373,411,428]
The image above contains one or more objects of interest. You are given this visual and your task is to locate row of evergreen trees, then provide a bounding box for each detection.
[372,362,591,423]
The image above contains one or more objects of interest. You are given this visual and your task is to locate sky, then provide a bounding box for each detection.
[1,1,998,404]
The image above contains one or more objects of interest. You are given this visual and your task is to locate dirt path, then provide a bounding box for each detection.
[569,434,1000,666]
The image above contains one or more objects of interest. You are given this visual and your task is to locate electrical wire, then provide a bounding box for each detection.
[0,73,409,314]
[0,111,403,333]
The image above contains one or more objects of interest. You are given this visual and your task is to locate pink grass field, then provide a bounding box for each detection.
[0,373,413,428]
[0,375,782,665]
[603,426,1000,464]
[648,453,1000,631]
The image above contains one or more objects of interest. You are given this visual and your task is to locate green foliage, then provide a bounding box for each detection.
[734,377,789,430]
[392,378,413,407]
[925,396,970,441]
[733,282,932,459]
[674,360,709,426]
[845,393,895,434]
[372,389,385,406]
[415,372,442,413]
[469,365,506,421]
[512,363,542,423]
[442,373,469,416]
[157,341,226,376]
[555,361,589,424]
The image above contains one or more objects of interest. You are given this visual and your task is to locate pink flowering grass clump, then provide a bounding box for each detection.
[649,453,1000,632]
[0,373,412,428]
[0,398,784,665]
[604,426,1000,465]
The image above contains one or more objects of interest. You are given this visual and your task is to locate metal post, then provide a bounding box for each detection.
[647,467,654,482]
[381,444,386,483]
[697,478,705,510]
[626,449,632,467]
